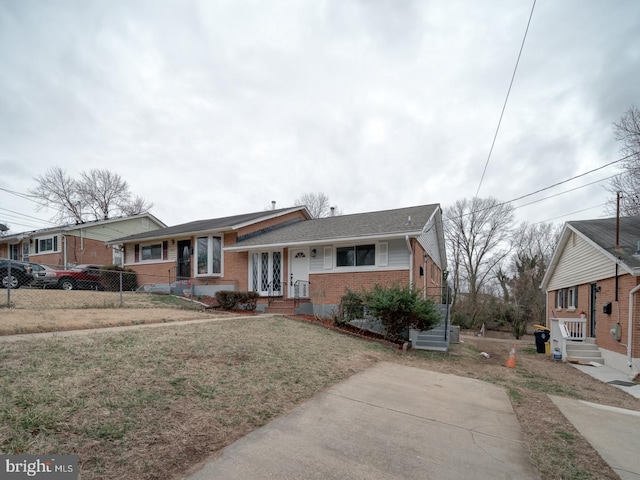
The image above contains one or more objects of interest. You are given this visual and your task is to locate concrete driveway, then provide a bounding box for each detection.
[182,362,539,480]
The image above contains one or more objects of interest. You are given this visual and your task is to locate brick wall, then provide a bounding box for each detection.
[65,236,114,265]
[548,274,640,357]
[309,270,409,305]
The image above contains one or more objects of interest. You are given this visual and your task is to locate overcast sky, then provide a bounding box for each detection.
[1,0,639,233]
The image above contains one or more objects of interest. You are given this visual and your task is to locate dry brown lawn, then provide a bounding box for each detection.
[0,290,221,335]
[0,307,638,480]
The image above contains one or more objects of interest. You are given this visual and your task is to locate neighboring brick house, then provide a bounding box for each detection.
[0,213,166,268]
[108,204,447,317]
[541,216,640,373]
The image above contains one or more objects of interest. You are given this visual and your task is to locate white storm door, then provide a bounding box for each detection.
[251,251,282,296]
[289,249,310,298]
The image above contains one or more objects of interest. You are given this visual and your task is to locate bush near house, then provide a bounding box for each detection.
[99,265,138,292]
[214,291,259,310]
[338,284,443,342]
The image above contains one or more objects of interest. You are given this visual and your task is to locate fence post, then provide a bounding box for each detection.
[119,271,123,306]
[6,259,11,306]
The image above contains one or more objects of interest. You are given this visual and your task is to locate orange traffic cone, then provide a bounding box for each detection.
[505,344,517,368]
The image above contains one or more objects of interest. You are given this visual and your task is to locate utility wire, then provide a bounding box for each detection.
[475,0,537,197]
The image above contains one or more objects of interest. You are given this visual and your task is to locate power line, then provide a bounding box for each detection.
[475,0,537,197]
[532,203,609,224]
[447,157,621,223]
[512,174,615,211]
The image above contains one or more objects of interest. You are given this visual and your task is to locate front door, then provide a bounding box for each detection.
[289,249,309,298]
[177,240,191,279]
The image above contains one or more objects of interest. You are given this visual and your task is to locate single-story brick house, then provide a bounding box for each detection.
[0,213,166,268]
[108,204,447,316]
[541,216,640,373]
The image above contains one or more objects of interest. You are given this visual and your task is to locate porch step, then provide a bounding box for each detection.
[566,341,604,364]
[264,299,297,315]
[410,322,450,352]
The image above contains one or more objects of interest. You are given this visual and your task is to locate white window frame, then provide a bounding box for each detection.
[195,235,223,277]
[335,243,376,269]
[36,236,57,254]
[141,243,163,262]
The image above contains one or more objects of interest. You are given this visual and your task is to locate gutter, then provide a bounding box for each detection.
[405,235,413,286]
[628,284,640,369]
[225,232,423,252]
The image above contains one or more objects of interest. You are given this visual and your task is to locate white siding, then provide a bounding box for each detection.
[547,233,616,290]
[309,239,409,272]
[387,239,410,267]
[418,219,442,268]
[73,217,164,242]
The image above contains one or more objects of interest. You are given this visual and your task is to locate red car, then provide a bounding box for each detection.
[54,265,104,291]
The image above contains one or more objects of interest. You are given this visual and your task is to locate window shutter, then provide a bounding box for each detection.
[35,240,39,254]
[54,236,58,252]
[574,286,578,308]
[378,242,388,266]
[135,244,140,262]
[324,247,332,269]
[163,241,168,260]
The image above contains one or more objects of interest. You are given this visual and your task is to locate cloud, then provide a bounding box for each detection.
[1,0,639,232]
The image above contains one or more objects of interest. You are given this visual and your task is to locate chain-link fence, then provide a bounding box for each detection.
[0,259,201,310]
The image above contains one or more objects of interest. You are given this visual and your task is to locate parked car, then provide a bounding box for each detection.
[53,265,105,291]
[29,263,60,288]
[0,258,34,289]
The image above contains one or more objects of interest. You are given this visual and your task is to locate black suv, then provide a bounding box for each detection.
[0,258,34,289]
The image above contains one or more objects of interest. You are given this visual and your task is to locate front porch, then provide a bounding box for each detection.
[550,317,604,364]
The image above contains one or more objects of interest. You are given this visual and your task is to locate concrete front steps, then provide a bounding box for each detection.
[263,299,298,315]
[410,321,450,352]
[566,338,604,364]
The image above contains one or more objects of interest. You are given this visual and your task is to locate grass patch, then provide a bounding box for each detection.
[516,379,583,399]
[507,387,523,403]
[0,317,397,479]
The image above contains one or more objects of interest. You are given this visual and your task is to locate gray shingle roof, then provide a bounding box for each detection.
[231,204,440,248]
[569,216,640,271]
[109,207,307,243]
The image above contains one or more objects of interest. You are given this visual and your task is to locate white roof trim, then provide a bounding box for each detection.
[224,231,424,251]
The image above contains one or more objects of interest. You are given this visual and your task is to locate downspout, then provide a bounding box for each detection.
[63,234,67,268]
[627,284,640,369]
[405,235,413,287]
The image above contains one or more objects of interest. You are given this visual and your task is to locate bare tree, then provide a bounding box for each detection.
[498,222,560,326]
[30,167,84,224]
[607,105,640,215]
[30,167,153,223]
[294,192,341,218]
[121,195,154,216]
[444,197,514,326]
[78,169,130,220]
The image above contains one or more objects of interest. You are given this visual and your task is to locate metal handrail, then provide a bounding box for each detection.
[293,280,310,307]
[267,281,274,306]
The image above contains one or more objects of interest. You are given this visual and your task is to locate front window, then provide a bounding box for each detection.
[141,243,162,261]
[9,244,19,260]
[196,235,222,275]
[35,236,58,254]
[336,244,375,267]
[555,286,578,310]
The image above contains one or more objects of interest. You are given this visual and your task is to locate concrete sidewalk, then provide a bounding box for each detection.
[550,395,640,480]
[182,362,539,480]
[569,362,640,400]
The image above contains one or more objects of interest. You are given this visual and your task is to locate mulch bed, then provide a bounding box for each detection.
[287,314,406,350]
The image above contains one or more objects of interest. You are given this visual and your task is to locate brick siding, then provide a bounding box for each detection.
[548,274,640,357]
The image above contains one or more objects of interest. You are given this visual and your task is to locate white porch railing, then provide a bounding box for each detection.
[550,317,586,360]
